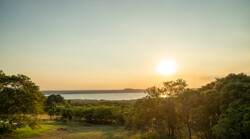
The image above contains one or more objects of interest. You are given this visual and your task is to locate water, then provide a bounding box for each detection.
[44,93,147,100]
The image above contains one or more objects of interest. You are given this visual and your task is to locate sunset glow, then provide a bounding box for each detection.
[0,0,250,90]
[157,60,177,75]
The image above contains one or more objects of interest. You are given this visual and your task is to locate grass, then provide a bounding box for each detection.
[67,125,140,139]
[5,120,196,139]
[6,120,141,139]
[8,123,56,139]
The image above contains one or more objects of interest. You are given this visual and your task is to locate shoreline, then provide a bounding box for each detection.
[41,89,145,95]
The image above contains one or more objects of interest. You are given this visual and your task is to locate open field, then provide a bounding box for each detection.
[7,120,141,139]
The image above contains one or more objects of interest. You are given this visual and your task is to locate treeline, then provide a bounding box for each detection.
[44,94,132,125]
[42,73,250,138]
[127,74,250,138]
[1,70,250,139]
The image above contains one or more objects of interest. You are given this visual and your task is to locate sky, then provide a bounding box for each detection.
[1,0,250,90]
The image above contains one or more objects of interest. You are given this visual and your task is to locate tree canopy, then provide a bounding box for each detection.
[0,70,45,134]
[127,73,250,139]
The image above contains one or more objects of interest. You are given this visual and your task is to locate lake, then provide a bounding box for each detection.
[44,93,147,100]
[42,89,147,100]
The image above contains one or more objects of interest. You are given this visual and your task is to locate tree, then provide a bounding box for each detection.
[213,100,250,139]
[128,73,250,138]
[45,94,65,118]
[191,73,250,138]
[162,79,187,137]
[61,104,74,122]
[212,73,250,139]
[0,70,45,134]
[45,94,65,106]
[163,79,187,97]
[190,105,211,139]
[176,88,201,139]
[127,79,188,137]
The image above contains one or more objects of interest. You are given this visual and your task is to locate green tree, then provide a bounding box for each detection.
[213,100,250,139]
[190,105,211,139]
[128,73,250,138]
[61,104,74,122]
[163,79,187,97]
[45,94,65,106]
[212,73,250,139]
[45,94,65,119]
[0,70,45,134]
[127,79,188,138]
[176,88,201,139]
[190,73,250,138]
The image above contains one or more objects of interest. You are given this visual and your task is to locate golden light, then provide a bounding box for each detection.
[161,94,168,98]
[157,59,177,75]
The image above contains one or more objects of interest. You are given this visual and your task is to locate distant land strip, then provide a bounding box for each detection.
[41,89,145,95]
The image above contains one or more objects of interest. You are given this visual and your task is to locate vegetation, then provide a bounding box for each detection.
[44,94,65,119]
[8,123,54,139]
[9,120,141,139]
[45,98,132,126]
[1,70,250,139]
[127,73,250,139]
[0,70,45,135]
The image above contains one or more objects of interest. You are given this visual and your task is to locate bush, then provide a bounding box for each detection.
[27,119,41,129]
[74,107,85,119]
[61,106,74,122]
[83,108,94,122]
[0,122,16,135]
[48,100,132,126]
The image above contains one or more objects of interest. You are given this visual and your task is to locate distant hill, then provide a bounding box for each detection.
[41,89,145,95]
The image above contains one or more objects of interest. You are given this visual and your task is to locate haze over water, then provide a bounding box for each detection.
[42,89,146,100]
[44,93,147,100]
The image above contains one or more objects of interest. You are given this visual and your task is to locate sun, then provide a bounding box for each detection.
[157,59,177,75]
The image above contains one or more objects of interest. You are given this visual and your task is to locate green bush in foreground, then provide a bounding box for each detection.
[8,124,54,139]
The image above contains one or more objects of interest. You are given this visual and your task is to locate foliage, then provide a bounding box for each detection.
[190,105,211,138]
[127,79,187,137]
[60,104,74,122]
[212,86,250,139]
[44,94,65,118]
[0,70,45,135]
[2,70,249,139]
[127,73,250,138]
[44,97,132,125]
[45,94,65,106]
[77,105,130,125]
[7,123,55,139]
